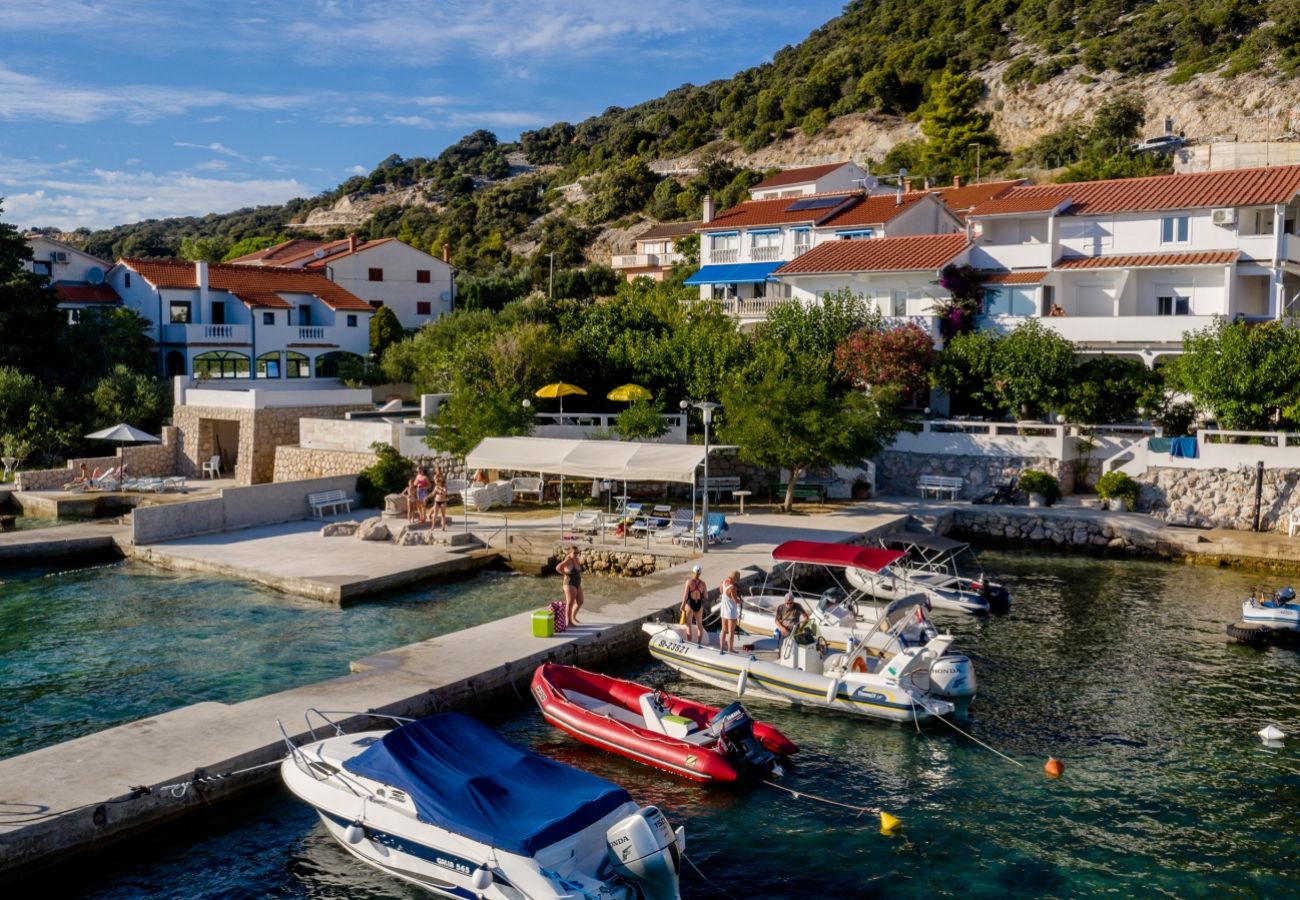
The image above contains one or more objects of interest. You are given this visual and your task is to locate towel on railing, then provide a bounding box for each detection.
[1148,437,1172,454]
[1169,436,1199,458]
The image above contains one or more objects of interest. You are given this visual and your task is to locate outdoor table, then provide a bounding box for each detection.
[732,489,752,515]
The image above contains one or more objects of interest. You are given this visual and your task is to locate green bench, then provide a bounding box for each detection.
[771,482,826,504]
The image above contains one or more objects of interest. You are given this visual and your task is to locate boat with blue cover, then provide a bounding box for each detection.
[280,711,684,899]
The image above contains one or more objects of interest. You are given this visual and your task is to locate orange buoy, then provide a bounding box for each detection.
[1044,757,1064,778]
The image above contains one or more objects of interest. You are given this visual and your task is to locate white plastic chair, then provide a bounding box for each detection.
[1289,507,1300,537]
[202,455,222,479]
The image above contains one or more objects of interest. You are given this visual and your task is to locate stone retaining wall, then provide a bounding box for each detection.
[273,446,378,482]
[1139,466,1300,532]
[877,450,1073,500]
[950,508,1183,556]
[15,427,181,491]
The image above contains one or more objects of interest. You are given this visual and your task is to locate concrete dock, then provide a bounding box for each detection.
[0,505,908,878]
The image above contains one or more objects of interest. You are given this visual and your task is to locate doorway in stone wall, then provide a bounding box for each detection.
[199,418,241,479]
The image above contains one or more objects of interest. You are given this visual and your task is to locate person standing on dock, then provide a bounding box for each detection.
[681,565,707,644]
[431,469,449,531]
[558,545,584,625]
[719,570,741,653]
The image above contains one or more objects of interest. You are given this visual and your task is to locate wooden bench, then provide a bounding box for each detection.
[771,482,826,504]
[309,489,354,517]
[917,475,963,500]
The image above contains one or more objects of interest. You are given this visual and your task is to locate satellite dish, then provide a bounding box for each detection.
[86,266,104,285]
[313,249,327,259]
[439,291,451,302]
[898,168,909,178]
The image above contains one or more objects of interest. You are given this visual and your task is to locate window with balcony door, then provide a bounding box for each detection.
[891,290,909,317]
[368,267,383,281]
[416,269,431,283]
[1160,215,1190,244]
[708,233,738,262]
[1156,293,1190,315]
[257,352,281,379]
[1254,209,1276,236]
[285,351,310,378]
[210,301,225,325]
[750,231,780,261]
[792,228,812,256]
[169,301,191,324]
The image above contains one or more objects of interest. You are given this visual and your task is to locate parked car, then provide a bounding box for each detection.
[1132,134,1186,154]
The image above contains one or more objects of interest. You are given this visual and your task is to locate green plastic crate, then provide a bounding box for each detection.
[531,608,554,638]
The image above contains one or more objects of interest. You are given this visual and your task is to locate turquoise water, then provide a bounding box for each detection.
[0,560,608,760]
[16,549,1300,896]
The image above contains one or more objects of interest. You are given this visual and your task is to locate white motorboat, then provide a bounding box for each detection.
[1242,587,1300,631]
[845,532,1011,615]
[280,710,685,900]
[644,596,973,724]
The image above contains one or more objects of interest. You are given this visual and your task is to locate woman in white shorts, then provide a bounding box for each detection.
[719,569,741,653]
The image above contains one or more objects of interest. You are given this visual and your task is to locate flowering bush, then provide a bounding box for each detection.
[933,264,985,339]
[834,321,935,400]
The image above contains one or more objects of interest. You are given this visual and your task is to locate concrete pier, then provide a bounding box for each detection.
[0,507,906,879]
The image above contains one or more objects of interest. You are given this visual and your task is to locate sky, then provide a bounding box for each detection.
[0,0,846,231]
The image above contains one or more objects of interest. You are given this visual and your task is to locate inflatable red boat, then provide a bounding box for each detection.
[531,663,797,783]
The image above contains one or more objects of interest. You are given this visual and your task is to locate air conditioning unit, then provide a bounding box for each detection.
[1211,208,1237,226]
[50,251,69,263]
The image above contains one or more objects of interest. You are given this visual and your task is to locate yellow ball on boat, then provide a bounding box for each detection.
[879,811,901,835]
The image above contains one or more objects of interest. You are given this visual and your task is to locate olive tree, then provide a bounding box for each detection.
[1168,317,1300,429]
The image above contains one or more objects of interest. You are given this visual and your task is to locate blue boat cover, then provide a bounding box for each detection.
[683,261,784,285]
[343,713,631,856]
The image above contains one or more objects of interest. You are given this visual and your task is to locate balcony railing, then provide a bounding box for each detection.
[709,248,740,264]
[719,297,794,319]
[611,252,683,269]
[298,326,326,341]
[751,245,782,262]
[792,243,812,257]
[161,323,251,344]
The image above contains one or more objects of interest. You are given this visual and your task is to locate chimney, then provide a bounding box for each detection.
[965,218,974,241]
[702,195,714,224]
[347,234,358,253]
[953,175,963,189]
[895,183,904,205]
[904,179,913,193]
[195,261,209,307]
[442,244,450,264]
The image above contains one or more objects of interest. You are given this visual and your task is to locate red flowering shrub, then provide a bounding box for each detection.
[834,321,935,401]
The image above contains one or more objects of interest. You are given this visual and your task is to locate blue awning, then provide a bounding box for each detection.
[684,261,785,285]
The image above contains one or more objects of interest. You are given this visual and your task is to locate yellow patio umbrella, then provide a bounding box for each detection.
[606,383,653,403]
[534,382,587,417]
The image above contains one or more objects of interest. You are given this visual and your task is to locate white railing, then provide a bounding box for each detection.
[1287,233,1300,265]
[751,246,782,262]
[792,243,812,258]
[719,297,794,320]
[709,248,740,264]
[1237,233,1279,264]
[985,314,1215,345]
[529,412,687,443]
[612,252,684,269]
[893,419,1076,460]
[298,326,326,341]
[968,243,1054,270]
[161,323,251,344]
[1151,428,1300,470]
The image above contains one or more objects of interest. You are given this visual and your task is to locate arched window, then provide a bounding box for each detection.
[285,351,311,379]
[256,352,281,379]
[193,350,250,379]
[314,350,363,379]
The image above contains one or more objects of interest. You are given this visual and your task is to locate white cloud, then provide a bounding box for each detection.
[321,113,376,127]
[347,165,368,175]
[4,168,312,230]
[386,115,437,129]
[176,141,248,161]
[192,160,229,171]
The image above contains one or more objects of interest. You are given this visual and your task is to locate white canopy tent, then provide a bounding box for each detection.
[465,437,709,529]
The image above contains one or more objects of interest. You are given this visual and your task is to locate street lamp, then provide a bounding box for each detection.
[681,400,721,553]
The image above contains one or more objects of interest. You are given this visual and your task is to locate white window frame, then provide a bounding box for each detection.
[1160,215,1190,244]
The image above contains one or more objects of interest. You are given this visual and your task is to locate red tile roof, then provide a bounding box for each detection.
[774,233,971,275]
[971,165,1300,218]
[751,162,849,191]
[227,239,331,264]
[302,237,397,269]
[52,282,121,304]
[933,179,1024,212]
[980,270,1048,284]
[637,221,701,241]
[703,191,923,230]
[1054,250,1239,269]
[120,259,373,311]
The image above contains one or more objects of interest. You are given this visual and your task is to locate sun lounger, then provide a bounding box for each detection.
[654,508,695,543]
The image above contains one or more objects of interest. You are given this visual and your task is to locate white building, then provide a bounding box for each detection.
[610,221,699,282]
[747,162,872,200]
[23,236,121,322]
[229,236,454,329]
[110,259,374,381]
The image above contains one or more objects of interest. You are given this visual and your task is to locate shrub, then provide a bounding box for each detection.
[1095,471,1139,511]
[1018,469,1061,506]
[356,443,414,509]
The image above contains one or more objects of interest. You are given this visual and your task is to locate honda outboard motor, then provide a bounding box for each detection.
[924,654,978,701]
[709,702,776,777]
[606,806,682,900]
[975,578,1011,614]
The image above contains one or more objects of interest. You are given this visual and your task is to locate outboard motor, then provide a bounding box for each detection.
[925,654,978,701]
[818,585,846,611]
[1276,586,1296,606]
[606,806,682,900]
[975,578,1011,614]
[708,702,777,777]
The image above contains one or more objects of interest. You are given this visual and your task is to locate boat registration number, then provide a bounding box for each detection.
[434,852,476,876]
[656,638,693,655]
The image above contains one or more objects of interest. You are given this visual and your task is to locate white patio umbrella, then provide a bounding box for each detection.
[85,423,160,444]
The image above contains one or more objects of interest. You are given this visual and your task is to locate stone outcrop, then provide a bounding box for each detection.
[952,508,1178,556]
[355,517,390,541]
[576,547,675,577]
[321,521,359,537]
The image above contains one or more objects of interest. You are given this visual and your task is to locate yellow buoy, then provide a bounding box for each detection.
[1044,757,1064,778]
[879,811,901,835]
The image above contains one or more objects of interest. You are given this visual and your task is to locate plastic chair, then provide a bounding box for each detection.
[202,455,222,479]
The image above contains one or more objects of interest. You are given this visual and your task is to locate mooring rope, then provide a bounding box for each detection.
[761,777,879,817]
[932,713,1025,767]
[683,852,742,900]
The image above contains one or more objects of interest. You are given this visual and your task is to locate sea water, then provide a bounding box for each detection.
[14,550,1300,897]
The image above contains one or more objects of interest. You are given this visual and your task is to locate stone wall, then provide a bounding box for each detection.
[1138,466,1300,532]
[950,508,1183,556]
[14,428,181,491]
[876,450,1073,499]
[273,446,378,482]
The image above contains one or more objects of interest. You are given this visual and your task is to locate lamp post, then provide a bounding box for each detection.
[681,400,721,553]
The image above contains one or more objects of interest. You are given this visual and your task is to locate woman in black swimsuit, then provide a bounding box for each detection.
[680,564,707,644]
[559,545,584,625]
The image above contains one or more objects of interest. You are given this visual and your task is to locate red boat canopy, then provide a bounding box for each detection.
[771,540,905,572]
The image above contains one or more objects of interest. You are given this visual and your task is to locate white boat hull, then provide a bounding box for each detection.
[846,565,990,614]
[1243,598,1300,631]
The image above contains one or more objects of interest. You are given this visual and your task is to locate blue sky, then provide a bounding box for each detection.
[0,0,845,231]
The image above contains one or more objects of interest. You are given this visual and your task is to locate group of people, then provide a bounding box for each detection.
[63,462,126,491]
[679,567,808,653]
[406,466,450,529]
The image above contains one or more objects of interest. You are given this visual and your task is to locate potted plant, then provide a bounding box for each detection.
[1017,469,1061,507]
[852,476,872,500]
[1095,470,1139,512]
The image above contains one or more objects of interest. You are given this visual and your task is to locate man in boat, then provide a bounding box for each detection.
[773,592,808,645]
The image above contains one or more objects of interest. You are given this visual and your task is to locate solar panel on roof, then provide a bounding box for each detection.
[784,196,844,212]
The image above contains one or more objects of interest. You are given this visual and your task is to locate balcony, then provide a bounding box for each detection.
[162,323,251,344]
[611,252,683,269]
[969,243,1054,270]
[792,243,812,258]
[984,314,1215,345]
[709,248,740,264]
[751,245,782,262]
[297,326,327,341]
[719,297,794,321]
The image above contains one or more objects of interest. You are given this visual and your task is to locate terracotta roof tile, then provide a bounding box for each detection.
[302,237,398,269]
[751,162,849,191]
[980,270,1048,284]
[637,221,701,241]
[933,179,1024,212]
[52,282,121,304]
[774,233,970,275]
[1054,250,1239,269]
[120,258,373,312]
[230,290,291,309]
[971,164,1300,218]
[819,193,929,228]
[703,191,922,230]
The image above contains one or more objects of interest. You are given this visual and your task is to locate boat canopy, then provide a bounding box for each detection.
[343,713,631,856]
[880,532,968,553]
[772,540,905,572]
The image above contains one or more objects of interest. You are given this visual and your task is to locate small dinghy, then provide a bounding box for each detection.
[845,533,1011,615]
[1242,586,1300,631]
[281,711,685,899]
[531,663,797,783]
